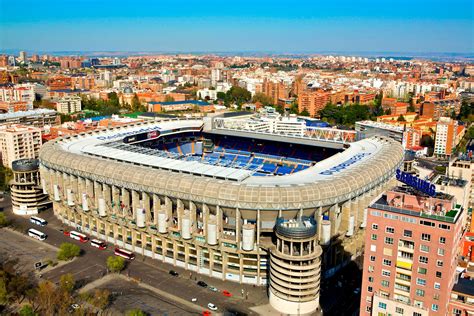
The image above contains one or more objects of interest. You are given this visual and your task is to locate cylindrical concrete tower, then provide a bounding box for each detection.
[269,216,322,315]
[10,159,51,215]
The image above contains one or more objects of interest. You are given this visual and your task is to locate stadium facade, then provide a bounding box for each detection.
[39,116,404,314]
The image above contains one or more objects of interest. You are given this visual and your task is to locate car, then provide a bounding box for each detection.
[63,230,70,236]
[70,304,80,309]
[222,290,232,297]
[169,270,179,276]
[209,286,218,292]
[197,281,208,288]
[191,297,197,302]
[202,311,211,316]
[207,303,217,311]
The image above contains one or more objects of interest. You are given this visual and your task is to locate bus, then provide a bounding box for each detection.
[30,216,47,226]
[114,247,135,260]
[69,231,89,243]
[90,239,107,250]
[28,228,47,241]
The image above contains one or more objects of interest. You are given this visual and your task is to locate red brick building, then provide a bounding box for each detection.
[360,185,465,315]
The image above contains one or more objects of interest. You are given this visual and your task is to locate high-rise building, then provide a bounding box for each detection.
[0,55,8,67]
[298,90,330,117]
[448,157,474,208]
[19,51,27,63]
[0,124,42,168]
[360,185,465,315]
[434,117,458,157]
[54,96,82,114]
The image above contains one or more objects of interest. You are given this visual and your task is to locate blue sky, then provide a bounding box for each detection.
[0,0,472,53]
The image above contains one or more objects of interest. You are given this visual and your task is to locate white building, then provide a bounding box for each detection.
[434,117,458,157]
[54,96,82,114]
[0,124,42,168]
[19,51,27,63]
[0,84,35,109]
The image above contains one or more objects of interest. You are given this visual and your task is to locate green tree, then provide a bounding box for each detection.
[59,273,75,293]
[106,256,126,273]
[0,213,9,227]
[384,108,392,115]
[57,243,81,261]
[107,92,120,108]
[407,104,416,112]
[164,95,175,102]
[300,109,310,117]
[216,92,226,100]
[0,278,7,305]
[87,289,110,309]
[289,101,299,114]
[19,304,38,316]
[0,165,13,192]
[252,93,274,106]
[126,309,147,316]
[226,86,251,105]
[131,94,142,112]
[397,115,406,122]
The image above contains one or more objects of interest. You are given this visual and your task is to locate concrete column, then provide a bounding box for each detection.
[316,207,323,241]
[131,190,140,220]
[121,188,130,217]
[236,208,241,244]
[85,178,94,209]
[177,199,184,230]
[164,196,172,219]
[257,209,261,246]
[203,203,209,236]
[153,194,161,225]
[62,173,69,199]
[103,184,112,215]
[216,205,222,239]
[340,201,351,235]
[143,192,151,224]
[190,201,197,230]
[94,181,102,208]
[112,186,120,214]
[239,255,244,284]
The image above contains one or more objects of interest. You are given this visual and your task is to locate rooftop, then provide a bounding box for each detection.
[149,100,209,106]
[432,174,468,188]
[452,277,474,297]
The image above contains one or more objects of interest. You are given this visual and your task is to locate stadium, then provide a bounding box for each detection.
[39,116,404,314]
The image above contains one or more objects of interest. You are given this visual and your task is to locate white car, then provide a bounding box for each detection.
[207,303,217,311]
[209,286,218,292]
[191,298,197,302]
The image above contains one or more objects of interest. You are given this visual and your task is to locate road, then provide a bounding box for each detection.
[1,196,267,315]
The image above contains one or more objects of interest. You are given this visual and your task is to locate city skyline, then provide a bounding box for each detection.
[0,0,473,53]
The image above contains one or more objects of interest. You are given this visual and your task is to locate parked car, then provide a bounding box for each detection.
[222,290,232,297]
[197,280,208,288]
[191,297,197,302]
[169,270,179,276]
[207,303,218,311]
[209,286,218,292]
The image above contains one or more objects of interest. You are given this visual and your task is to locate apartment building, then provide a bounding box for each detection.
[54,95,82,114]
[360,185,465,315]
[434,117,458,157]
[298,90,330,117]
[0,109,58,129]
[448,157,474,208]
[421,99,461,120]
[0,124,42,168]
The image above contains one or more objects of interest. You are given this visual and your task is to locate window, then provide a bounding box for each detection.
[416,278,426,286]
[415,289,425,297]
[371,234,377,240]
[433,293,439,300]
[438,248,445,256]
[370,244,377,252]
[436,271,442,278]
[395,307,404,315]
[368,276,373,283]
[453,308,462,315]
[439,237,446,244]
[378,302,387,310]
[370,255,376,262]
[380,291,389,298]
[367,286,373,292]
[432,304,439,312]
[439,223,450,230]
[382,270,391,277]
[436,260,443,267]
[381,280,390,287]
[434,282,441,290]
[383,259,392,266]
[420,244,430,252]
[418,267,427,274]
[421,233,431,241]
[419,256,428,264]
[403,230,412,238]
[365,306,371,312]
[385,237,394,245]
[386,227,395,234]
[372,223,378,230]
[414,312,422,316]
[368,265,374,272]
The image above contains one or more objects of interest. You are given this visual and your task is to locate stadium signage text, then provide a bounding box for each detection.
[96,127,161,141]
[319,153,370,175]
[395,169,436,196]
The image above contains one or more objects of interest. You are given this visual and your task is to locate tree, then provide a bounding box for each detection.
[226,86,251,105]
[87,289,110,309]
[126,309,147,316]
[164,95,175,102]
[289,101,299,114]
[59,273,75,293]
[407,104,416,112]
[397,115,406,122]
[216,92,226,100]
[0,213,9,227]
[106,256,125,273]
[300,109,310,117]
[36,281,58,315]
[19,304,38,316]
[384,108,392,115]
[57,243,81,261]
[131,94,142,112]
[252,93,274,106]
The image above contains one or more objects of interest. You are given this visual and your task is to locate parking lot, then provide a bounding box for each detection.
[0,228,58,274]
[99,278,200,316]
